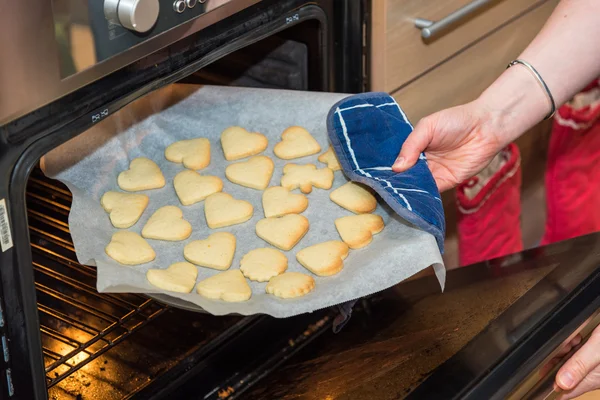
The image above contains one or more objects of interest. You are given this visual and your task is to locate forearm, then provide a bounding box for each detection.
[477,0,600,145]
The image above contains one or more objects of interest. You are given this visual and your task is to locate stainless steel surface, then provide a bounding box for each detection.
[186,0,198,8]
[104,0,121,22]
[173,0,187,13]
[414,0,496,39]
[117,0,160,33]
[0,0,261,126]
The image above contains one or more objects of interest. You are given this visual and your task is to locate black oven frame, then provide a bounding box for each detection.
[0,1,369,398]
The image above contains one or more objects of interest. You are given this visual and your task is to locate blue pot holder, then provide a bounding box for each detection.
[326,92,446,254]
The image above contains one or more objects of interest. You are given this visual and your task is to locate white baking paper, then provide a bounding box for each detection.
[42,85,445,318]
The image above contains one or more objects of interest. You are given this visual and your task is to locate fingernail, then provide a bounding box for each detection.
[558,371,575,388]
[393,157,405,168]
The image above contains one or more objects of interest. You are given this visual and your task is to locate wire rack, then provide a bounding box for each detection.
[26,168,169,388]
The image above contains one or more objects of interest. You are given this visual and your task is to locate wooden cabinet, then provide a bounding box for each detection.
[371,0,558,94]
[390,0,559,121]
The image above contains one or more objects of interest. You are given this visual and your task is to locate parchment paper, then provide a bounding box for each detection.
[42,85,445,318]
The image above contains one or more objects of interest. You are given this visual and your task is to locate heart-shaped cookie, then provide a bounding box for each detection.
[196,269,252,302]
[221,126,268,161]
[280,163,334,194]
[174,170,223,206]
[141,206,192,241]
[255,214,309,251]
[296,240,349,276]
[184,232,236,270]
[330,182,377,214]
[318,147,341,171]
[266,272,315,299]
[225,156,274,190]
[274,126,321,160]
[118,157,165,191]
[146,262,198,293]
[335,214,385,249]
[240,248,288,282]
[262,186,308,218]
[100,191,149,228]
[165,138,211,170]
[105,231,155,265]
[204,193,254,229]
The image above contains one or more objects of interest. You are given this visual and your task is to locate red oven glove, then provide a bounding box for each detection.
[541,79,600,245]
[456,143,523,266]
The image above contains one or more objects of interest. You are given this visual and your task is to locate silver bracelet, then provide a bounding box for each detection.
[506,59,556,120]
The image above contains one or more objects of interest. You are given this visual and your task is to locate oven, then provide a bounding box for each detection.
[4,1,600,399]
[0,1,368,398]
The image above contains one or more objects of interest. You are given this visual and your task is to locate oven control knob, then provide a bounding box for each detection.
[104,0,160,33]
[173,0,186,13]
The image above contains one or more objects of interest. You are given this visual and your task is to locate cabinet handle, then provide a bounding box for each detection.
[414,0,496,39]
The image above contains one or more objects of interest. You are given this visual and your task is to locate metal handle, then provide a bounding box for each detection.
[414,0,496,39]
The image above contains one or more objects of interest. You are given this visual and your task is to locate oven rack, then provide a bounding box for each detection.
[26,167,169,389]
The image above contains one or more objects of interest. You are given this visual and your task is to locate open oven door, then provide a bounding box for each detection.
[405,235,600,400]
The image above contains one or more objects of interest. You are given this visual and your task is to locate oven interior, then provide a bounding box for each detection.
[27,20,336,400]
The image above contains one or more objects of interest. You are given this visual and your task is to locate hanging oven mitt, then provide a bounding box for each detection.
[326,92,445,333]
[327,92,446,252]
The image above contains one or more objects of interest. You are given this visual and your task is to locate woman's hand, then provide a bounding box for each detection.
[556,325,600,399]
[392,100,508,192]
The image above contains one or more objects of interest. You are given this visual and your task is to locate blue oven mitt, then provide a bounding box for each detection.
[327,92,445,251]
[327,92,446,332]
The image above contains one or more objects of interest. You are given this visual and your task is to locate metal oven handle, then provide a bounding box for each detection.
[414,0,497,39]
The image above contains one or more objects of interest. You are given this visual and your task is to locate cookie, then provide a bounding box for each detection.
[118,157,165,191]
[165,138,211,170]
[146,262,198,293]
[184,232,236,270]
[225,155,274,190]
[262,186,308,218]
[141,206,192,241]
[221,126,268,161]
[266,272,315,299]
[318,147,341,171]
[240,248,288,282]
[280,164,334,194]
[330,182,377,214]
[174,170,223,206]
[335,214,385,249]
[273,126,321,160]
[255,214,309,251]
[296,240,349,276]
[105,231,155,265]
[100,191,149,229]
[204,193,254,229]
[196,269,252,302]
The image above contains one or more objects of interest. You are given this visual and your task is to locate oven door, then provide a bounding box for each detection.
[406,236,600,400]
[0,1,368,398]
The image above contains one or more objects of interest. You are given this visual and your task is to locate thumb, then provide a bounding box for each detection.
[392,117,434,172]
[556,329,600,391]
